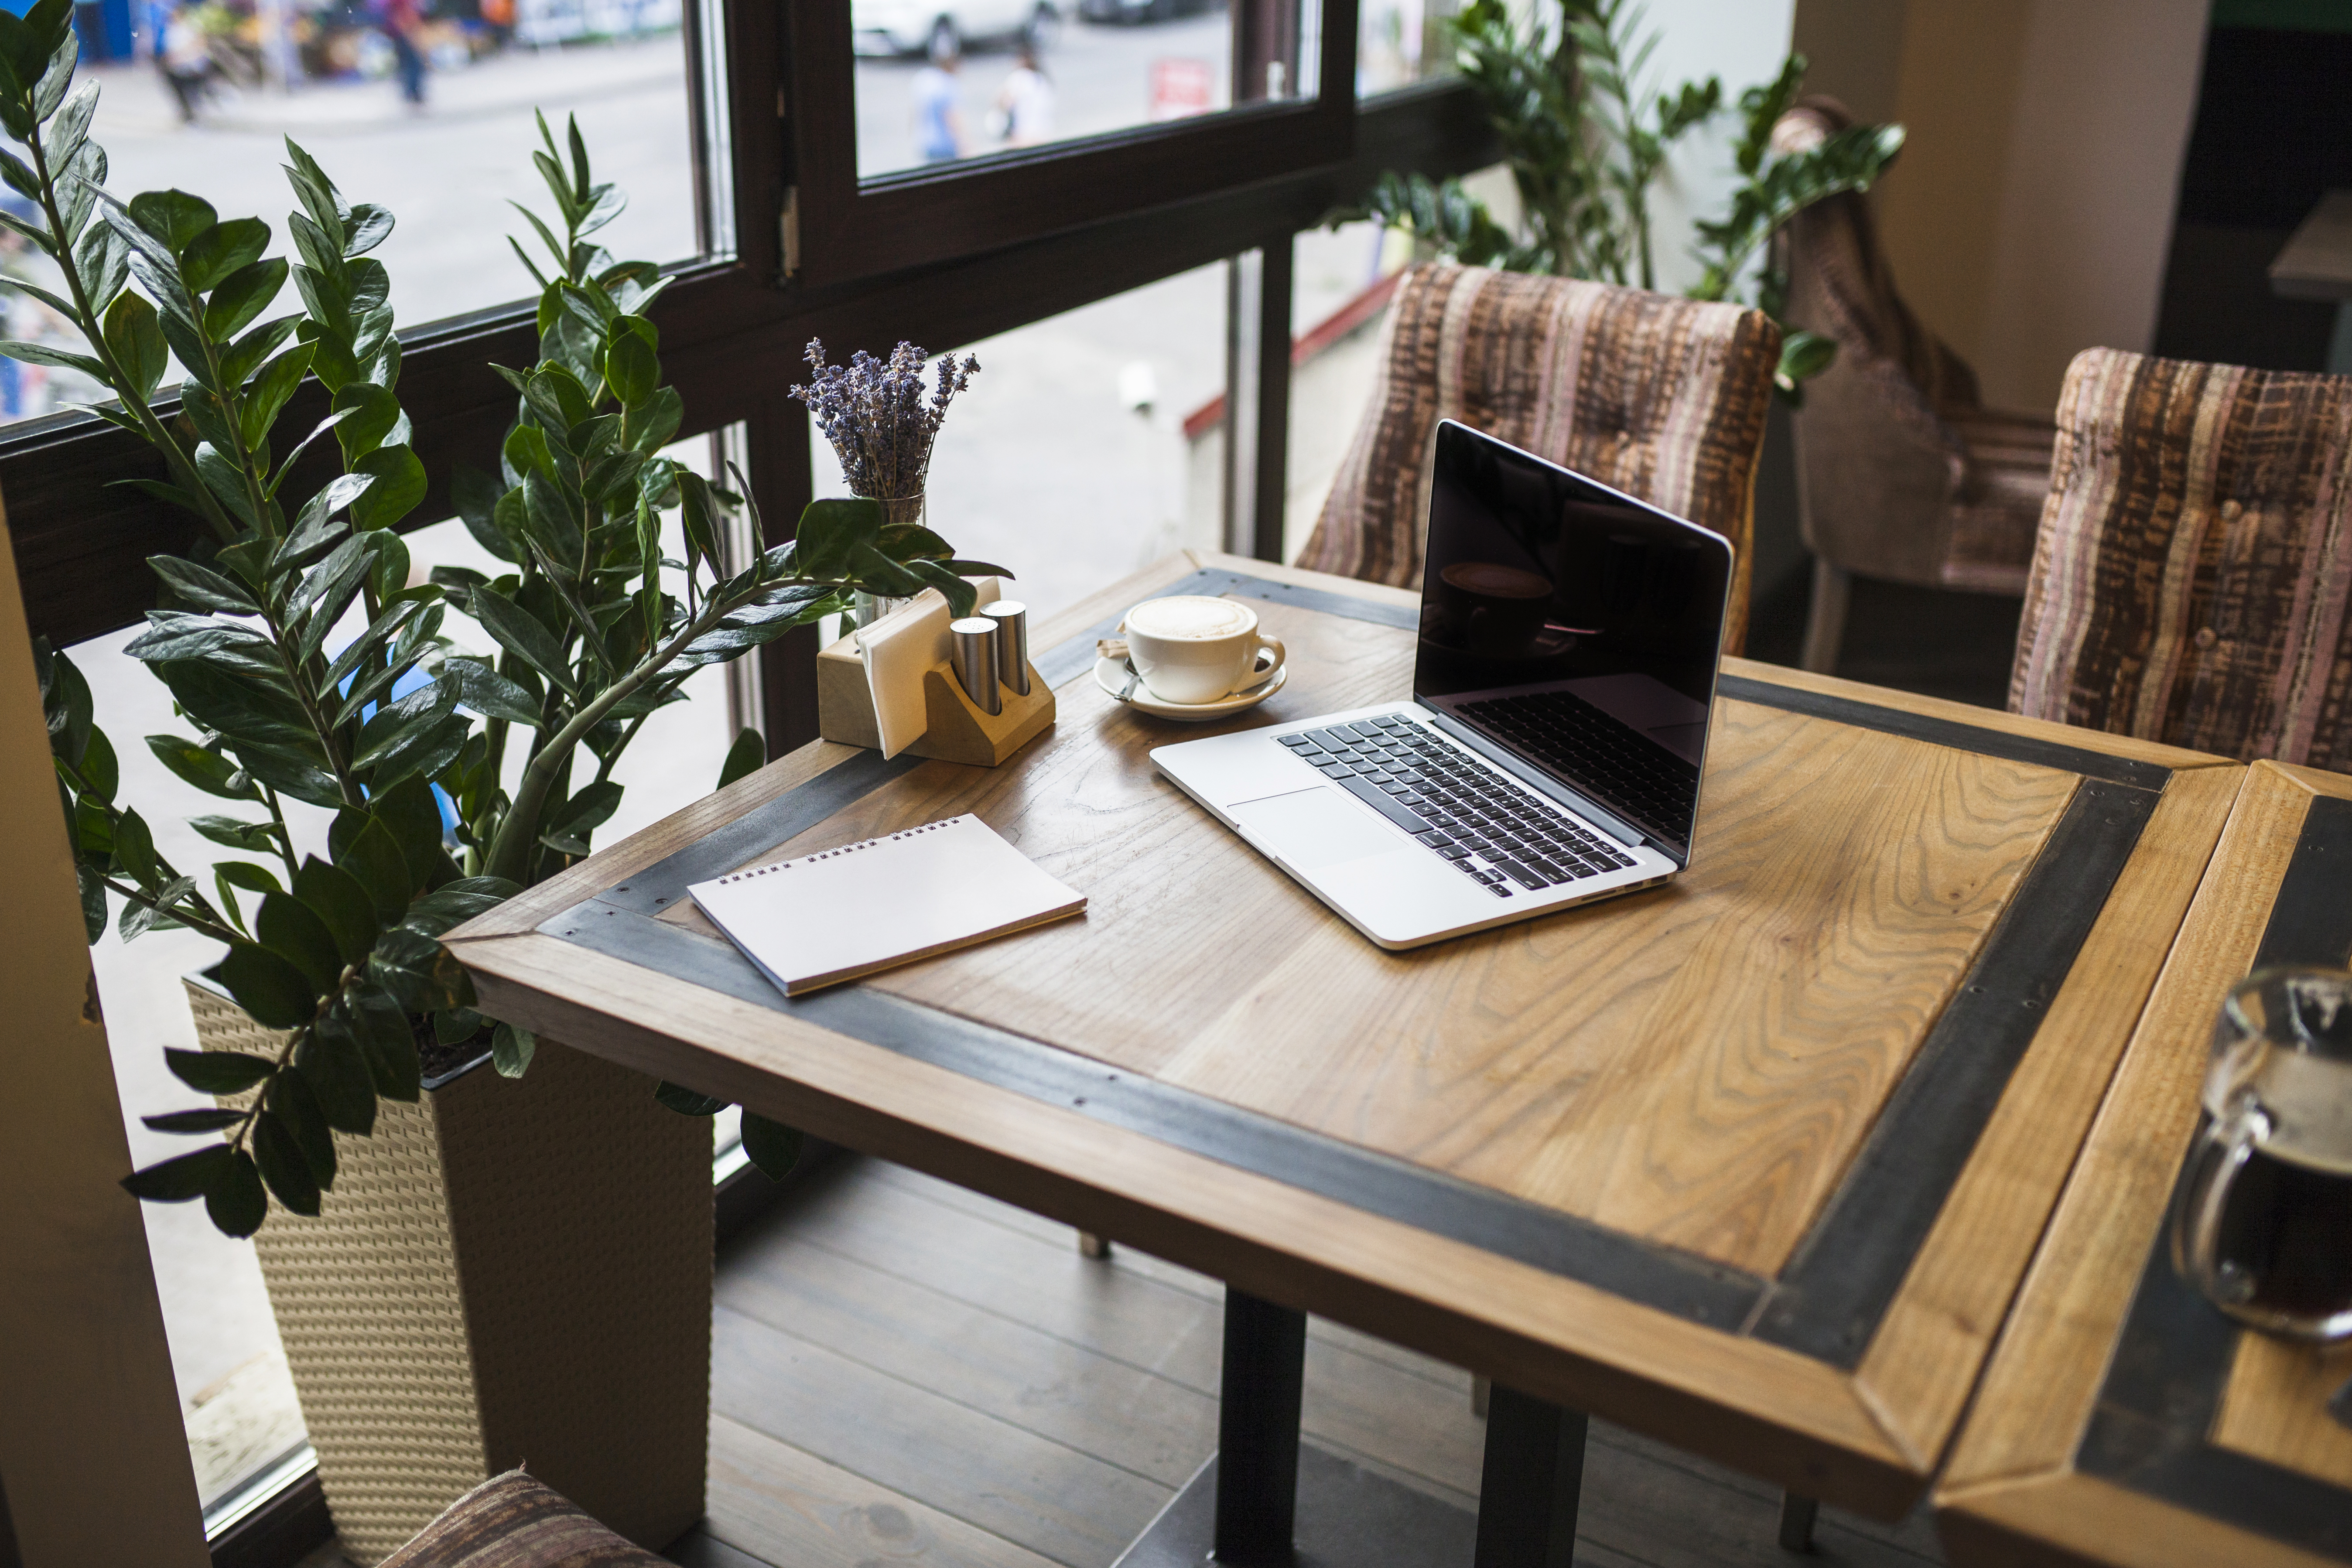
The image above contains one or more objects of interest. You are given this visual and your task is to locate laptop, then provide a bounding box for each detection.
[1150,420,1734,949]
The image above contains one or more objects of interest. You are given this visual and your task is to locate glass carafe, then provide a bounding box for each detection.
[2171,966,2352,1341]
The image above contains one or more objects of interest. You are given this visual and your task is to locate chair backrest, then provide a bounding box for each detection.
[1294,262,1780,651]
[378,1469,665,1568]
[1774,98,1978,417]
[2011,347,2352,772]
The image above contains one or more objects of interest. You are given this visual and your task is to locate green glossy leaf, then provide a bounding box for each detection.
[70,208,127,312]
[655,1079,727,1116]
[293,856,378,966]
[467,585,575,695]
[147,555,259,615]
[205,1150,267,1236]
[190,814,278,853]
[449,464,518,563]
[165,1047,276,1094]
[792,496,884,580]
[224,740,344,811]
[718,726,765,790]
[491,1021,536,1078]
[219,309,299,386]
[121,1142,233,1203]
[740,1114,804,1181]
[39,637,92,766]
[603,324,657,406]
[182,216,270,294]
[369,774,447,888]
[436,656,542,726]
[210,941,321,1030]
[251,1109,321,1216]
[124,609,277,666]
[101,290,168,400]
[240,343,315,451]
[344,202,393,257]
[111,806,159,884]
[400,875,518,939]
[331,380,400,462]
[265,1069,336,1187]
[33,20,75,121]
[537,778,620,856]
[127,188,218,254]
[215,861,283,895]
[298,1013,377,1135]
[142,1107,245,1134]
[623,384,682,453]
[256,890,344,994]
[434,1006,484,1045]
[120,874,195,942]
[350,442,425,530]
[338,816,413,921]
[76,859,105,942]
[0,337,106,378]
[154,661,316,752]
[368,926,468,1014]
[341,980,421,1101]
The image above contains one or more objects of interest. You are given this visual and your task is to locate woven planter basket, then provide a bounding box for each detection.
[187,980,713,1565]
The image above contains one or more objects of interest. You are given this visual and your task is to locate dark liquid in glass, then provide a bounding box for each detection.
[2199,1141,2352,1321]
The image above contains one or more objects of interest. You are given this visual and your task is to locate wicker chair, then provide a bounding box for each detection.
[1294,262,1781,653]
[1776,99,2058,672]
[2010,347,2352,773]
[378,1471,667,1568]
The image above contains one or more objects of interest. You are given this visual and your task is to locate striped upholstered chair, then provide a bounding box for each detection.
[2010,348,2352,773]
[1294,262,1781,652]
[379,1470,665,1567]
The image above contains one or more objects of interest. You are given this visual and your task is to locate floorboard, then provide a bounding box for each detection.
[704,1156,1947,1568]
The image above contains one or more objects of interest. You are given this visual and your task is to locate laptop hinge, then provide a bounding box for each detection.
[1423,710,1651,854]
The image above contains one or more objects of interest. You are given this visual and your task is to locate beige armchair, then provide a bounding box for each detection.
[1776,99,2058,672]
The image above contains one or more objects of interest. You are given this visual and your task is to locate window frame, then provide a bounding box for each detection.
[782,0,1361,285]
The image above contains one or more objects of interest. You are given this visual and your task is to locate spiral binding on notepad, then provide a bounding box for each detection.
[712,814,972,884]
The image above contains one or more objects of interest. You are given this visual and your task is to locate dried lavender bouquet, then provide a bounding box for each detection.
[792,338,981,512]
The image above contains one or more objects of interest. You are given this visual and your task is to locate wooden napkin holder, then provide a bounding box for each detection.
[815,631,1055,767]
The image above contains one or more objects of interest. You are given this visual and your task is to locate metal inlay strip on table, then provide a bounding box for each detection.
[2072,793,2352,1561]
[539,896,1768,1331]
[526,565,2189,1372]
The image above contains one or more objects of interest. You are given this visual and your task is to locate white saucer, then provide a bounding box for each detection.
[1094,655,1288,721]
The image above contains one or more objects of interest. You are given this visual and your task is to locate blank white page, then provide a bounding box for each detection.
[688,814,1085,997]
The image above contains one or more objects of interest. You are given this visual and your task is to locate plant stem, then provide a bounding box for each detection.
[22,123,236,546]
[99,872,242,947]
[261,785,301,883]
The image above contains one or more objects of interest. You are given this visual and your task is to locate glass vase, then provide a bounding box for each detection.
[847,492,926,630]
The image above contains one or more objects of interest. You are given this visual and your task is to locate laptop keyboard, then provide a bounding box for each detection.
[1457,690,1700,831]
[1274,716,1639,898]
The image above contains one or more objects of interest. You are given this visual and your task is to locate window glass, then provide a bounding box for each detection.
[855,3,1257,178]
[0,17,712,423]
[1357,0,1457,94]
[80,434,740,1517]
[810,261,1227,614]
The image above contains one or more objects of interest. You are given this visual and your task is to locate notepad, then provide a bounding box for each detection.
[688,814,1086,997]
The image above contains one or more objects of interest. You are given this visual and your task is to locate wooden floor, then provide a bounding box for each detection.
[662,1154,1949,1568]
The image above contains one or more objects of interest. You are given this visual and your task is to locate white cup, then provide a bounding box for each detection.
[1119,595,1286,706]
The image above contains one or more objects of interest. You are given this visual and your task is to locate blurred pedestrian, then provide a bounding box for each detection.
[912,37,964,163]
[156,1,212,123]
[994,41,1053,147]
[377,0,426,108]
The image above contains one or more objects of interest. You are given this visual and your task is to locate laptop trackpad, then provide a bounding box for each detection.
[1232,787,1406,871]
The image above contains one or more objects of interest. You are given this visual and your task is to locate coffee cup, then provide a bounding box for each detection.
[1435,560,1554,657]
[1119,595,1285,706]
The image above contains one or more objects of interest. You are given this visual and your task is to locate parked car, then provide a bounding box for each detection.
[1076,0,1219,22]
[852,0,1056,56]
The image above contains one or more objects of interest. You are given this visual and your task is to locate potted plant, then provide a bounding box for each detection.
[1343,0,1906,400]
[2,4,1003,1555]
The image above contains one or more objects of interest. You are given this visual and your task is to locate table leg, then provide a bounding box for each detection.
[1778,1492,1818,1552]
[1474,1384,1586,1568]
[1215,1288,1307,1564]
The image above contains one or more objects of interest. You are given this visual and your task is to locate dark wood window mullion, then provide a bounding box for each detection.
[1253,235,1295,564]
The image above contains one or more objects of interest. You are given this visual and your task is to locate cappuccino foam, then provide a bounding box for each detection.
[1127,595,1254,640]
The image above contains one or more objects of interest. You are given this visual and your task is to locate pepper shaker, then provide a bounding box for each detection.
[982,600,1030,697]
[950,617,1002,715]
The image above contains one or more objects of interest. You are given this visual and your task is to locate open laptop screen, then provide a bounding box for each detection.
[1412,420,1733,864]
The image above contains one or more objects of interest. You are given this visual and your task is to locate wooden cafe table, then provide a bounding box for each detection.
[445,550,2242,1565]
[1936,760,2352,1568]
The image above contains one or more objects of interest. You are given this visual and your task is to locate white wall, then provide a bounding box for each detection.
[1793,0,2207,411]
[1643,0,1800,298]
